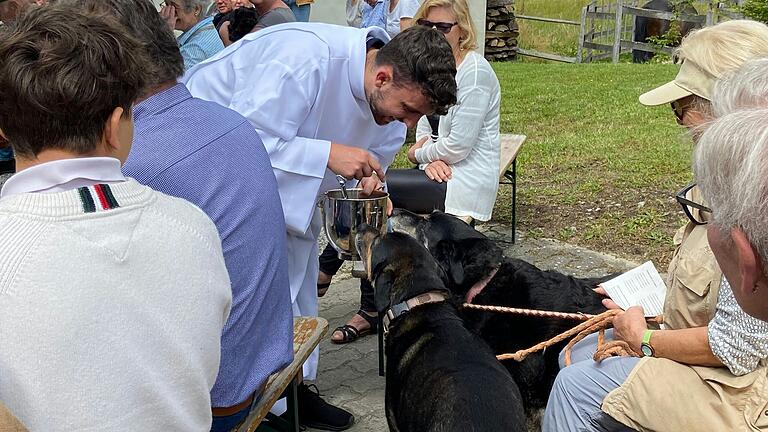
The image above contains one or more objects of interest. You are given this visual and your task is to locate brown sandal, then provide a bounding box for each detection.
[331,310,379,344]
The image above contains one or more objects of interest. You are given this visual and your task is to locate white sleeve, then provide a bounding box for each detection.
[708,279,768,376]
[415,62,495,165]
[229,59,331,235]
[415,115,432,142]
[370,123,407,174]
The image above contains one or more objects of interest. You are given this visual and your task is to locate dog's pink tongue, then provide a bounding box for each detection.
[465,284,484,304]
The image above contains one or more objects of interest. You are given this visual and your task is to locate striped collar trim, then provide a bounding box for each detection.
[77,184,121,213]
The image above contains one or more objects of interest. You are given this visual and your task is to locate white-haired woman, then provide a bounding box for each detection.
[161,0,224,70]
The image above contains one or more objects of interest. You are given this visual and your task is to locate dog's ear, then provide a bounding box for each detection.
[434,240,464,287]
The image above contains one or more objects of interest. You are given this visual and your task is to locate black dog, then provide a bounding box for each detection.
[388,209,611,411]
[356,227,526,432]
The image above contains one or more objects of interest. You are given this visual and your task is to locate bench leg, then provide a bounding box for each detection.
[511,159,517,244]
[285,378,300,432]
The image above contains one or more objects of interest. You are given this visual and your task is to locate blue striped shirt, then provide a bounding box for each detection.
[178,16,224,71]
[124,83,293,407]
[362,0,387,29]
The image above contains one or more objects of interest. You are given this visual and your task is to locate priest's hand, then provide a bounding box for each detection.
[359,175,393,215]
[328,143,385,181]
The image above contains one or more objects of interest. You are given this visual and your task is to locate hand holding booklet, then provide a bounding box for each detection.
[598,261,667,317]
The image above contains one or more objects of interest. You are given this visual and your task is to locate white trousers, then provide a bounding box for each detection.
[271,210,323,416]
[286,209,324,381]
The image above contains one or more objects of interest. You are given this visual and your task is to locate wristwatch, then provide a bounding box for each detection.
[640,329,655,357]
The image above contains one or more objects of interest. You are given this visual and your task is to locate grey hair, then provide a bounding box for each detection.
[180,0,210,12]
[713,58,768,117]
[694,108,768,269]
[60,0,184,89]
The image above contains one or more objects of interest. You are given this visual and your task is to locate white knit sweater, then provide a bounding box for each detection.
[0,179,232,432]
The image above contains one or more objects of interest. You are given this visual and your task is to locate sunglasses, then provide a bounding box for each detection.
[670,97,695,123]
[675,183,712,225]
[417,19,458,34]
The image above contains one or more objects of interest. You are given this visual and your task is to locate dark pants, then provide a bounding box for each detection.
[319,245,375,311]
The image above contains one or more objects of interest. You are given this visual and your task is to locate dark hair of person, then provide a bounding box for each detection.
[375,25,458,115]
[227,7,258,43]
[213,11,231,30]
[61,0,184,89]
[0,5,148,158]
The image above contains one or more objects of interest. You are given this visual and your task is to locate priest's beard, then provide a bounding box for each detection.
[367,87,393,125]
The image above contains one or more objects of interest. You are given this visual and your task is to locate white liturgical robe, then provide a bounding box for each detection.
[183,23,406,380]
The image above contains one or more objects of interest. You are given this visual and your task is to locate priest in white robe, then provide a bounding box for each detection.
[183,22,457,430]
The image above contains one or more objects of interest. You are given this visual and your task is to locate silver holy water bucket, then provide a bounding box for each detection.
[321,188,389,261]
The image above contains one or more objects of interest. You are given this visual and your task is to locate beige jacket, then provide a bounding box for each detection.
[0,404,26,432]
[601,186,768,430]
[664,186,722,330]
[603,358,768,431]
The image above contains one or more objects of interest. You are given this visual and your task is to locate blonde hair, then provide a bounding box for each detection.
[413,0,477,52]
[676,20,768,80]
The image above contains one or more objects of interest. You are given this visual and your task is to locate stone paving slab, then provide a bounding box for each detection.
[308,223,639,431]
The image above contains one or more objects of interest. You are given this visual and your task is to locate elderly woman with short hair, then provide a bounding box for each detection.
[161,0,224,70]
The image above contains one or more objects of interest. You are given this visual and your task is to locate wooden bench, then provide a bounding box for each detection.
[0,403,27,432]
[497,134,526,244]
[236,317,328,432]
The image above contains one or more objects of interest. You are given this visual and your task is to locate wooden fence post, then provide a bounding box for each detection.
[612,0,623,63]
[577,5,588,63]
[706,2,715,26]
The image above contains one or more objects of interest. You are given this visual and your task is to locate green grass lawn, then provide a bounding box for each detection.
[395,62,694,268]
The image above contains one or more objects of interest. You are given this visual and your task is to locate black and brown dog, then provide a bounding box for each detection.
[388,209,612,411]
[356,226,526,432]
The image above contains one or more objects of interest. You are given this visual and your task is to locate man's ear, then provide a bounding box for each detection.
[732,228,768,294]
[103,106,133,162]
[104,107,124,151]
[374,65,393,88]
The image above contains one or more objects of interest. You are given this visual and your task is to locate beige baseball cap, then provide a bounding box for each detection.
[639,59,717,106]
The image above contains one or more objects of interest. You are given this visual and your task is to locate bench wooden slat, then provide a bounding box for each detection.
[237,317,328,432]
[498,134,526,181]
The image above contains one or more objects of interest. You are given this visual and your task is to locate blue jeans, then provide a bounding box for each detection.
[542,331,640,432]
[210,405,252,432]
[285,0,311,22]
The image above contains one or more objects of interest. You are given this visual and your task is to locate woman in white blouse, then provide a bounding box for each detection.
[389,0,501,222]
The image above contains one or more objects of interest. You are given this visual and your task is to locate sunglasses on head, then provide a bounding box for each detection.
[416,19,458,34]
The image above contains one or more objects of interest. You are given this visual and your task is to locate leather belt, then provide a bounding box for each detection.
[211,380,266,417]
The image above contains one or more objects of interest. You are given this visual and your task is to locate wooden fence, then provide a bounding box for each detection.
[578,0,741,64]
[514,0,743,64]
[515,14,582,63]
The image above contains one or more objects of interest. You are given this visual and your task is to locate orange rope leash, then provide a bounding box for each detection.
[461,303,661,364]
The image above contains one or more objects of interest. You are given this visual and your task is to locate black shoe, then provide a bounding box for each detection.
[296,383,355,431]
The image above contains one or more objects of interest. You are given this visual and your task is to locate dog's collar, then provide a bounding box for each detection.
[465,267,500,304]
[383,291,448,334]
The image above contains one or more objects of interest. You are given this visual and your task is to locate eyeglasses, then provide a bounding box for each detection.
[675,183,712,225]
[670,99,687,122]
[416,19,458,34]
